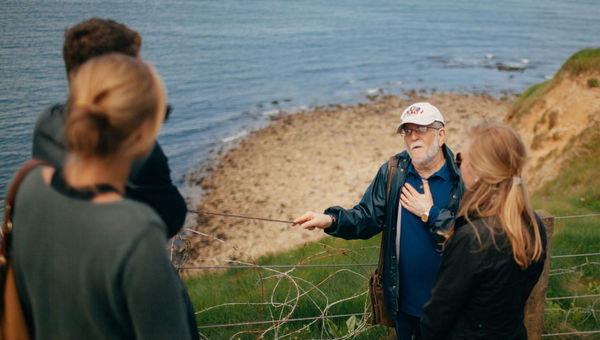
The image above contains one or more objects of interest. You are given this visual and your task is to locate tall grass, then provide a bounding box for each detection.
[531,125,600,338]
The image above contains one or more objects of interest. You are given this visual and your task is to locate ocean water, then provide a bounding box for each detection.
[1,0,599,208]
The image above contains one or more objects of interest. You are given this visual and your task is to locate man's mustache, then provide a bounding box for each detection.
[410,141,425,150]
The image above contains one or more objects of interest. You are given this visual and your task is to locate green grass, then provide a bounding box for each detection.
[532,126,600,337]
[185,236,396,339]
[507,80,551,122]
[558,48,600,76]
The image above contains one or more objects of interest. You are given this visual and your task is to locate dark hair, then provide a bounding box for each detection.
[62,18,141,75]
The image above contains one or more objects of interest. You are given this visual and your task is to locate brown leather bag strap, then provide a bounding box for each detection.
[1,159,48,263]
[385,156,398,204]
[377,156,398,273]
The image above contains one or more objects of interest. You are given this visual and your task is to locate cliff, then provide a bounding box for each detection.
[506,48,600,191]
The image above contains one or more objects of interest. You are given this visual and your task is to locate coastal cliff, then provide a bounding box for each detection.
[507,48,600,191]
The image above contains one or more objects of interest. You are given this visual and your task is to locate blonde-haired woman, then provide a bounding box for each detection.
[414,122,547,340]
[11,54,198,339]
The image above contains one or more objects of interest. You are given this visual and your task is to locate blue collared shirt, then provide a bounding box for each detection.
[398,160,453,316]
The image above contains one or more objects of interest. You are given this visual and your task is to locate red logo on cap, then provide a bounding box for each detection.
[408,106,424,115]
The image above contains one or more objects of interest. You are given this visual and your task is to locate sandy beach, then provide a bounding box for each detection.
[185,92,515,266]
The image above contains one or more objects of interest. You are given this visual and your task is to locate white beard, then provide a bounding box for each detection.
[409,136,440,166]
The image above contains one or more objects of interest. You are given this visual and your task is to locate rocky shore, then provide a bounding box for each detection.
[184,92,515,267]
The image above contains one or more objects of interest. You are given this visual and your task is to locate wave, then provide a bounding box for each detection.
[426,54,534,72]
[221,129,249,143]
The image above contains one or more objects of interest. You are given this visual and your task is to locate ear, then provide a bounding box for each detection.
[437,128,446,146]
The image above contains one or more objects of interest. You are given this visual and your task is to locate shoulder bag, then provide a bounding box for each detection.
[1,159,46,340]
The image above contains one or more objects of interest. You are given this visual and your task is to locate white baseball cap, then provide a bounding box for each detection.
[397,102,445,133]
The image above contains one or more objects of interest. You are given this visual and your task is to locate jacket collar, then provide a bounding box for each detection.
[395,144,460,180]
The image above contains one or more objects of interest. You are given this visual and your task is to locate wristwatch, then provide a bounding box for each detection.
[420,210,429,223]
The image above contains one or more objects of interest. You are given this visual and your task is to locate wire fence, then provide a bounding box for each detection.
[175,212,600,339]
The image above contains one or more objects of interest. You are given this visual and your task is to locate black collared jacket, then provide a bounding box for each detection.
[414,214,547,339]
[324,144,464,320]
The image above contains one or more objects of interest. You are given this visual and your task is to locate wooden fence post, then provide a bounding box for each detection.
[524,210,554,340]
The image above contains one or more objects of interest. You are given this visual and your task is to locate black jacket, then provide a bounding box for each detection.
[324,145,464,320]
[415,214,547,340]
[32,104,187,238]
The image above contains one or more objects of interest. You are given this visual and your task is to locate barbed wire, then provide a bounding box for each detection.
[181,209,599,338]
[184,237,376,339]
[197,313,366,329]
[182,263,376,270]
[177,251,600,271]
[549,261,599,277]
[551,252,600,259]
[546,294,600,301]
[541,330,600,337]
[554,213,600,220]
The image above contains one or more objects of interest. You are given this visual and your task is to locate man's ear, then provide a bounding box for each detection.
[437,128,446,147]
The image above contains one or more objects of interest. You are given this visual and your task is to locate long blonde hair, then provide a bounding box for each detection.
[66,53,166,159]
[453,122,543,269]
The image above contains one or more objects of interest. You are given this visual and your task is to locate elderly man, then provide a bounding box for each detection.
[294,102,464,339]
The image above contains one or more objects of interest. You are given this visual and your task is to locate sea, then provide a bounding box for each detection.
[1,0,599,211]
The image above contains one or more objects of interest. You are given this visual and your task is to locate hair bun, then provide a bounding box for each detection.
[65,53,165,159]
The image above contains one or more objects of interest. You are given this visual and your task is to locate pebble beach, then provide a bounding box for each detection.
[186,92,515,266]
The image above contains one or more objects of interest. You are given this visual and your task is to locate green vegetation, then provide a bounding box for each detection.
[558,48,600,77]
[185,236,396,339]
[509,47,600,122]
[508,80,550,122]
[532,125,600,337]
[588,78,599,88]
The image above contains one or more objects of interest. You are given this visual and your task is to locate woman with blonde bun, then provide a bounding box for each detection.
[11,53,198,339]
[414,122,547,340]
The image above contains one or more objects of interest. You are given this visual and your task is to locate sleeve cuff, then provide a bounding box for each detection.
[323,208,340,234]
[427,205,440,227]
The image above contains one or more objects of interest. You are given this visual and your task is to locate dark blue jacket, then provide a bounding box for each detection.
[324,145,463,320]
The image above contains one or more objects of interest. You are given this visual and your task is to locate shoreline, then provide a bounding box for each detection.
[183,91,516,266]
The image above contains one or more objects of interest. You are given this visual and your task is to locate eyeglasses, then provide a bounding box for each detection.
[165,104,172,121]
[455,152,462,169]
[399,126,437,136]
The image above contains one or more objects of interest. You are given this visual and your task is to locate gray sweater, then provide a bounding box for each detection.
[11,167,197,339]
